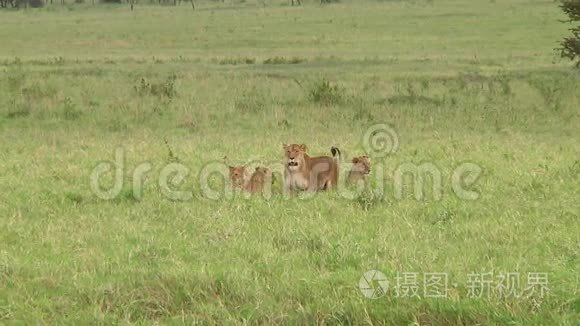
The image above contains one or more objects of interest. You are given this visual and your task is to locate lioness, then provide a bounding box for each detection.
[348,155,371,185]
[283,143,341,192]
[245,166,273,193]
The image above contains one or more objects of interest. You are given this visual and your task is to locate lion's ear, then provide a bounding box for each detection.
[228,166,234,172]
[299,144,307,152]
[282,143,289,150]
[255,167,260,171]
[352,157,360,163]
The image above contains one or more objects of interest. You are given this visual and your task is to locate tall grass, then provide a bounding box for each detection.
[0,0,578,324]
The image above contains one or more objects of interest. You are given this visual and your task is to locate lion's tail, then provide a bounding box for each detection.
[331,147,341,161]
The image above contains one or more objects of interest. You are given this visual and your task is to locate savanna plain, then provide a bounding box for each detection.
[0,0,579,324]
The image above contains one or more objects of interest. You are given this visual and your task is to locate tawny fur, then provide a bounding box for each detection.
[228,165,250,189]
[245,167,273,193]
[347,155,371,186]
[283,143,340,193]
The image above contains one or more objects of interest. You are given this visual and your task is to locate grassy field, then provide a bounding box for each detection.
[1,0,579,323]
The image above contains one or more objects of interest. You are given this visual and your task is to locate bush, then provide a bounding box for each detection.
[263,56,305,65]
[134,75,178,99]
[558,0,580,67]
[6,99,31,119]
[62,97,82,120]
[211,57,255,65]
[308,78,344,106]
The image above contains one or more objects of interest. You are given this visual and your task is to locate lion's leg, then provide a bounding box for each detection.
[330,163,339,190]
[283,175,292,194]
[309,173,321,192]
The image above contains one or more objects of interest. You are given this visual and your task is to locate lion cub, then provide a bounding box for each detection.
[228,165,250,189]
[283,143,341,192]
[245,166,273,193]
[225,154,272,192]
[348,155,371,185]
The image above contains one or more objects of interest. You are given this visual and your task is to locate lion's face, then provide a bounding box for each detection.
[228,166,247,187]
[352,156,371,175]
[283,143,307,171]
[255,166,272,178]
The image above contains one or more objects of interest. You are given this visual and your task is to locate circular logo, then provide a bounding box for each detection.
[359,270,389,299]
[362,124,399,158]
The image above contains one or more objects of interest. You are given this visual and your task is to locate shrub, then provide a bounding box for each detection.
[22,82,58,100]
[62,97,82,120]
[212,57,255,65]
[164,137,180,163]
[263,56,305,65]
[356,189,385,211]
[134,75,178,99]
[558,0,580,67]
[308,78,344,106]
[6,99,31,119]
[151,75,177,98]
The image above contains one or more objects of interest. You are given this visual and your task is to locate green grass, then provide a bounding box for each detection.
[0,0,579,324]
